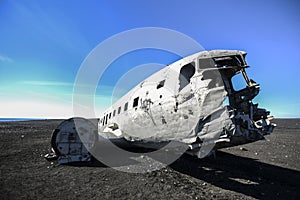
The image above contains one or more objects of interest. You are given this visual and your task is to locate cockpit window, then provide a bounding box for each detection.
[214,55,244,67]
[198,58,215,70]
[231,73,247,91]
[179,62,195,91]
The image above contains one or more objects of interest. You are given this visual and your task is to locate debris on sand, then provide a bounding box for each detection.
[239,147,248,151]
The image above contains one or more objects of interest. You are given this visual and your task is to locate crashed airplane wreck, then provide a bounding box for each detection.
[46,50,276,164]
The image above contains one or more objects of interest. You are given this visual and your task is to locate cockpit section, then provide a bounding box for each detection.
[189,52,276,155]
[196,53,261,116]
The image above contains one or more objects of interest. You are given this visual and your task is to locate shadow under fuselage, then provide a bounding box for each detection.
[64,141,299,200]
[170,151,300,199]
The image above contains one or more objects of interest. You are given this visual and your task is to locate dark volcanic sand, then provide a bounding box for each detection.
[0,119,299,199]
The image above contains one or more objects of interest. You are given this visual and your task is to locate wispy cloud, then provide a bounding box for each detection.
[20,80,74,86]
[0,55,13,63]
[19,80,108,88]
[0,99,74,119]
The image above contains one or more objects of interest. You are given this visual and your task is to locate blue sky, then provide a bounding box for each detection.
[0,0,299,118]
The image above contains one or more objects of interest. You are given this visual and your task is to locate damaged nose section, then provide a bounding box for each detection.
[224,74,276,145]
[188,52,276,157]
[227,79,275,141]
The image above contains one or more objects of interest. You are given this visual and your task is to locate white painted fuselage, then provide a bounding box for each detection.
[48,50,275,163]
[98,50,239,145]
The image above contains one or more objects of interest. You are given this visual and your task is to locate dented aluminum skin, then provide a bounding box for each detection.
[98,50,275,158]
[49,50,275,162]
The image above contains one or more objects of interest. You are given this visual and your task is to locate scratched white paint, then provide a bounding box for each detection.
[50,50,275,164]
[99,50,236,143]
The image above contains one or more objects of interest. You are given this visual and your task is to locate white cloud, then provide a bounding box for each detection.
[0,97,106,119]
[0,55,13,63]
[19,80,106,89]
[0,100,73,119]
[20,80,74,86]
[0,80,115,118]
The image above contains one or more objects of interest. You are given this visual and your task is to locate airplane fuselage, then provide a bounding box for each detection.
[97,50,275,157]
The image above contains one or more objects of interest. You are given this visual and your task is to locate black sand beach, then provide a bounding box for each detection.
[0,118,299,199]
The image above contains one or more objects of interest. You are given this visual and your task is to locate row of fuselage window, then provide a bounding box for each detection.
[100,97,139,126]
